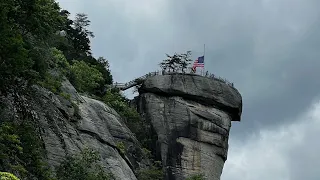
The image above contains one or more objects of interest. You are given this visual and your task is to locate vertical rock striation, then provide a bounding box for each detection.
[0,80,150,180]
[137,74,242,180]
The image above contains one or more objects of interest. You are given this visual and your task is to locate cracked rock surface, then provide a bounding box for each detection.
[1,80,149,180]
[137,74,242,180]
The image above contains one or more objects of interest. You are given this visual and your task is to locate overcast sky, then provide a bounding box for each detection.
[56,0,320,179]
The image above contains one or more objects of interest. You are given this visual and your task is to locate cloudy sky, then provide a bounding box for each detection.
[56,0,320,179]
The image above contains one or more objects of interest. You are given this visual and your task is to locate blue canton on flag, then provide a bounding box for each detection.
[192,56,205,68]
[197,56,204,63]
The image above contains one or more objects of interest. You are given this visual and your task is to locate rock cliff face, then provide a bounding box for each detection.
[1,73,241,180]
[0,80,149,180]
[136,74,242,180]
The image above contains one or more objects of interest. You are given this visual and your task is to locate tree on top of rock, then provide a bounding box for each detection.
[159,51,192,73]
[178,51,192,73]
[70,13,94,58]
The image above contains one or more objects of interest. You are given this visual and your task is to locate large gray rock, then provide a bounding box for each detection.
[139,73,242,121]
[1,80,149,180]
[137,74,242,180]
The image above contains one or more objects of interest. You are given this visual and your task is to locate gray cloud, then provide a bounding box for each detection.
[56,0,320,178]
[222,98,320,180]
[56,0,320,134]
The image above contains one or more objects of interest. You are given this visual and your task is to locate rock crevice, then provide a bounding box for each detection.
[1,80,150,180]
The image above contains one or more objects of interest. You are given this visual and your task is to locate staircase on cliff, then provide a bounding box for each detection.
[112,71,160,91]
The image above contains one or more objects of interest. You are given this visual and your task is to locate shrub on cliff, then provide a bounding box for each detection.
[0,0,65,91]
[0,172,20,180]
[0,121,54,180]
[0,0,112,97]
[102,89,128,113]
[186,174,206,180]
[56,148,112,180]
[69,60,104,93]
[136,165,163,180]
[0,123,24,175]
[52,11,113,95]
[102,89,148,146]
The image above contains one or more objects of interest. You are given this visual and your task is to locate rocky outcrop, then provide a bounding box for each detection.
[0,80,149,180]
[137,73,242,180]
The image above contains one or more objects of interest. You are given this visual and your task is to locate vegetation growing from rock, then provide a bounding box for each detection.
[116,142,126,155]
[0,0,112,94]
[135,149,163,180]
[101,89,154,148]
[186,174,206,180]
[101,89,164,179]
[69,60,104,92]
[56,148,113,180]
[0,0,162,179]
[136,165,163,180]
[0,172,20,180]
[0,0,65,91]
[159,51,193,73]
[0,121,54,180]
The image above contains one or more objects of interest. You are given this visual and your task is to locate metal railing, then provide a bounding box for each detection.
[112,69,235,91]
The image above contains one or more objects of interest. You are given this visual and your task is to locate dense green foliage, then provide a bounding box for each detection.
[0,0,112,95]
[0,0,65,90]
[56,148,112,180]
[0,0,115,179]
[70,60,104,92]
[116,142,126,155]
[136,165,163,180]
[0,172,20,180]
[0,0,164,179]
[186,174,206,180]
[0,123,24,175]
[0,121,54,180]
[52,11,113,95]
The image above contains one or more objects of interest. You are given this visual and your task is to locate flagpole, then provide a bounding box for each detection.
[203,44,205,76]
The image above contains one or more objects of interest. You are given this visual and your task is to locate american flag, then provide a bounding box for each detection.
[192,56,205,71]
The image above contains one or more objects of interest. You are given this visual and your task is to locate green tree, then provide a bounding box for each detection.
[67,13,94,58]
[56,148,112,180]
[186,174,206,180]
[159,54,177,72]
[0,123,24,175]
[51,11,113,95]
[15,122,53,180]
[0,172,20,180]
[179,51,192,73]
[80,56,113,95]
[0,0,65,90]
[102,89,128,113]
[96,56,113,85]
[136,167,163,180]
[11,0,64,39]
[50,48,70,73]
[159,51,192,73]
[70,60,104,92]
[136,163,163,180]
[0,121,53,180]
[74,13,95,39]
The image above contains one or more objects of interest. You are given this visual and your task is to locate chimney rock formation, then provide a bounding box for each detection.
[136,73,242,180]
